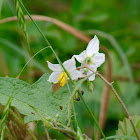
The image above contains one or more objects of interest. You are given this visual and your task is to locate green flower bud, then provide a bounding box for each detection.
[87,81,94,92]
[56,113,59,119]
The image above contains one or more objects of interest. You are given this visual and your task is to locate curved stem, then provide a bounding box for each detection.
[9,1,106,139]
[17,0,74,85]
[77,66,140,140]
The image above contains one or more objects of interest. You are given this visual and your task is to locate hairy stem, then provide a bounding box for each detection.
[97,47,112,140]
[77,66,140,140]
[0,3,109,139]
[44,125,50,140]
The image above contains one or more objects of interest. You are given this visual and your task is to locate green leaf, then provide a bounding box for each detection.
[116,116,140,138]
[0,73,71,124]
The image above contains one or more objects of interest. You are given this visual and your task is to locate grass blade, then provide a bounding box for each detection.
[0,95,12,131]
[0,126,5,140]
[0,93,13,140]
[0,38,47,73]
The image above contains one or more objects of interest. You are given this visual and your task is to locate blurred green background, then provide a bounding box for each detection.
[0,0,140,139]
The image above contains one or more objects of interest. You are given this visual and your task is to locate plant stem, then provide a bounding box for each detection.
[17,0,74,85]
[10,109,37,140]
[17,0,51,47]
[44,125,50,140]
[96,73,140,140]
[78,92,107,140]
[78,66,140,140]
[14,2,106,139]
[49,46,75,85]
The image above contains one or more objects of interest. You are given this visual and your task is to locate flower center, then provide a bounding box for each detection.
[58,72,68,87]
[84,68,88,73]
[84,57,92,64]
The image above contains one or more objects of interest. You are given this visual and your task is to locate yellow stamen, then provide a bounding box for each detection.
[58,72,68,87]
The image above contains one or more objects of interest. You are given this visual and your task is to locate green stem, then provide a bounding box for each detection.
[49,46,75,85]
[17,0,74,85]
[16,1,106,139]
[78,92,107,140]
[10,110,37,140]
[78,66,140,140]
[44,125,51,140]
[17,0,51,47]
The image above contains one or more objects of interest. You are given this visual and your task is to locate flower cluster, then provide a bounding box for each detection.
[47,35,105,87]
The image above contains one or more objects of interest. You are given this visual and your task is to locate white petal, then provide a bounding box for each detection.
[70,70,85,80]
[63,57,76,72]
[47,61,61,72]
[86,35,99,57]
[88,73,95,81]
[92,53,105,67]
[87,65,97,81]
[87,64,97,72]
[74,50,86,63]
[48,72,61,83]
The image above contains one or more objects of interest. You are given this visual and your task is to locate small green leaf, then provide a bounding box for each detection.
[116,116,140,138]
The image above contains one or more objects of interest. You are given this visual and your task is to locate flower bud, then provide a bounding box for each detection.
[56,113,59,119]
[87,81,94,92]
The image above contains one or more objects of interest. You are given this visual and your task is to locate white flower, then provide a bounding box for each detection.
[74,35,105,81]
[47,58,84,86]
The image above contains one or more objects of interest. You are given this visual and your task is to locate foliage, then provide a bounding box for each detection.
[116,116,140,138]
[0,0,140,139]
[0,74,71,124]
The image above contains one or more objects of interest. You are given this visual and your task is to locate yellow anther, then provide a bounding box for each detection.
[58,72,68,87]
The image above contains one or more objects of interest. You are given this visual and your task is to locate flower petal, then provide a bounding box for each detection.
[48,72,61,83]
[74,50,86,63]
[63,57,76,72]
[70,70,85,80]
[86,35,99,57]
[88,72,95,81]
[47,61,61,72]
[92,53,105,67]
[87,65,97,81]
